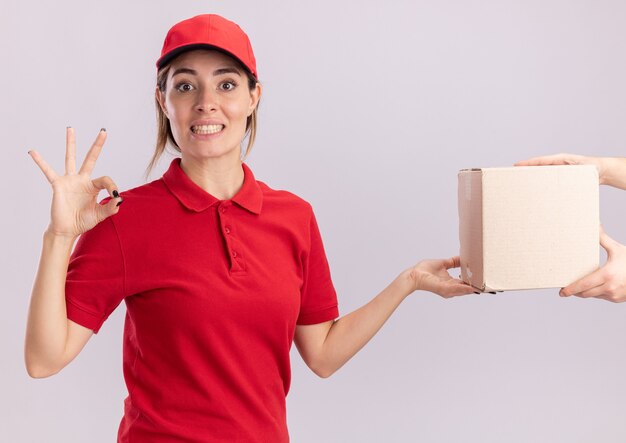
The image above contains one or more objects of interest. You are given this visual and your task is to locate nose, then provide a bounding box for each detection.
[195,86,218,113]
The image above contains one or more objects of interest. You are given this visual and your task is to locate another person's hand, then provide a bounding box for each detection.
[28,127,123,239]
[514,153,606,182]
[515,153,626,190]
[560,226,626,302]
[406,256,475,298]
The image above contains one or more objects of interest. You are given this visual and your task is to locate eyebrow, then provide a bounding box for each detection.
[171,67,243,77]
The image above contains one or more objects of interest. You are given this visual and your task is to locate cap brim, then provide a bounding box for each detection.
[156,44,256,78]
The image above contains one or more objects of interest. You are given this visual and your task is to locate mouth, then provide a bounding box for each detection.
[191,124,224,135]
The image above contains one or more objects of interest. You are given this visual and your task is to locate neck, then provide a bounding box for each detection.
[180,153,244,200]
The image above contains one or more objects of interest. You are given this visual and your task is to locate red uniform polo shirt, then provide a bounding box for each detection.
[64,157,339,442]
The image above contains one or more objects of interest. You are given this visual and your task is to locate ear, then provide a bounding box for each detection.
[247,82,262,116]
[156,87,169,117]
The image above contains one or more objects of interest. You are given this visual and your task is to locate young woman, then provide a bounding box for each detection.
[25,14,474,442]
[516,154,626,302]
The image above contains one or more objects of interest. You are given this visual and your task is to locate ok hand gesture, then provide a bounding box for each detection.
[28,127,123,239]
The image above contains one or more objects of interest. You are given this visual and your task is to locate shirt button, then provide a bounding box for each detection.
[224,226,231,234]
[232,251,238,258]
[220,207,227,213]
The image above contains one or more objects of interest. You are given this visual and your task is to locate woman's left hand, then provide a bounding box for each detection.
[407,256,475,298]
[560,226,626,302]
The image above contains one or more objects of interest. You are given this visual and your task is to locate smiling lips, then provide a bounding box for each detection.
[191,124,224,135]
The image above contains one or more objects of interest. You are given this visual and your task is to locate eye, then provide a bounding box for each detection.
[175,82,195,93]
[219,81,237,91]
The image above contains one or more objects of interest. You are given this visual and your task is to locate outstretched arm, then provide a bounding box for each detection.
[294,257,473,378]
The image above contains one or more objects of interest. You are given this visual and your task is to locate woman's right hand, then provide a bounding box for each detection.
[28,127,123,239]
[406,256,476,298]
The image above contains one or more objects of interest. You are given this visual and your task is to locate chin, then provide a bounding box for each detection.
[185,146,241,161]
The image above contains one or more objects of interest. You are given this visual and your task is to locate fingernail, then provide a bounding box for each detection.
[100,127,106,132]
[67,126,72,129]
[116,199,124,207]
[27,150,32,155]
[488,291,496,294]
[473,291,480,295]
[112,190,120,198]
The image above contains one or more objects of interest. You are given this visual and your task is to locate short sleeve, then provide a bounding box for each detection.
[296,209,339,325]
[65,214,126,334]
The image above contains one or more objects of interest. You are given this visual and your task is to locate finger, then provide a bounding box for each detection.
[450,284,477,296]
[442,281,476,297]
[28,149,59,183]
[78,128,107,176]
[560,268,605,296]
[91,176,123,201]
[513,158,538,166]
[97,194,124,221]
[514,154,572,167]
[443,256,461,269]
[572,284,608,299]
[65,126,76,175]
[513,155,558,166]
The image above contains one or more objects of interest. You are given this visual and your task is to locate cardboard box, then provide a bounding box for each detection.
[458,165,599,292]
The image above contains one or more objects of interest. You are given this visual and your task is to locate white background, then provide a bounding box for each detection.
[3,0,625,441]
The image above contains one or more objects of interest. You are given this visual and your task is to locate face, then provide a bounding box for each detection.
[157,49,261,161]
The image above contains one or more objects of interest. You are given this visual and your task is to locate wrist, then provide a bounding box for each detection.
[396,268,419,297]
[43,229,78,246]
[599,157,626,188]
[597,157,610,185]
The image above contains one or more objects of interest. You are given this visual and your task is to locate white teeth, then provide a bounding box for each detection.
[192,124,224,134]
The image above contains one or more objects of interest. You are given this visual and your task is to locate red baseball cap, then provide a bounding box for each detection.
[156,14,258,78]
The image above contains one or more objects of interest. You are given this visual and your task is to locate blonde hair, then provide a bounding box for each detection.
[144,57,260,180]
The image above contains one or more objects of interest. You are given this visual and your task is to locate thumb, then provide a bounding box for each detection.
[97,196,124,221]
[91,175,123,221]
[443,256,461,269]
[599,224,618,256]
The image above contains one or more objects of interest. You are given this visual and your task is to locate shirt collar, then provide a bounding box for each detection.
[162,157,263,214]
